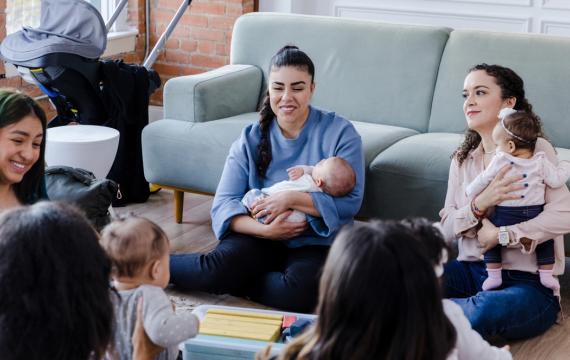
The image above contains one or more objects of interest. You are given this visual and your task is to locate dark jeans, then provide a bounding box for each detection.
[444,260,559,340]
[485,205,554,266]
[169,233,329,313]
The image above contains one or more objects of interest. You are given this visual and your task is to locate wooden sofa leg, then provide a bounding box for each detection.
[174,190,184,224]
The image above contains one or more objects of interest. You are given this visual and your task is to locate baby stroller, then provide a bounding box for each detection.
[0,0,192,205]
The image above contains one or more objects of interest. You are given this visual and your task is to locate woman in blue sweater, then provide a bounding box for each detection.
[170,46,364,312]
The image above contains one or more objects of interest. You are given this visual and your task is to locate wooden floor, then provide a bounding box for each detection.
[119,190,570,360]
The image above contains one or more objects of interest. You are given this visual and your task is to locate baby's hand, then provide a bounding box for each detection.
[287,166,305,181]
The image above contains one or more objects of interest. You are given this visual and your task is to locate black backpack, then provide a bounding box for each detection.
[45,166,119,230]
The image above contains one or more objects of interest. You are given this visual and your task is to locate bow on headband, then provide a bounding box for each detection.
[498,108,532,144]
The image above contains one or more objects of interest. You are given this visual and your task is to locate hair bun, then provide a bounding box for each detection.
[279,45,299,52]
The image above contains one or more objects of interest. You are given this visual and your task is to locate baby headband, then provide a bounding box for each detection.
[498,108,532,144]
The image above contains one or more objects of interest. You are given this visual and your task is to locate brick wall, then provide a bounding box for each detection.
[148,0,256,104]
[0,0,255,115]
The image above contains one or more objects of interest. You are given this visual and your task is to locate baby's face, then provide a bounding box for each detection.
[492,123,512,154]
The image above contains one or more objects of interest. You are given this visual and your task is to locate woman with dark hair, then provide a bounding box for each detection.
[0,201,164,360]
[0,202,113,360]
[265,221,457,360]
[170,45,364,312]
[0,89,48,208]
[440,64,570,339]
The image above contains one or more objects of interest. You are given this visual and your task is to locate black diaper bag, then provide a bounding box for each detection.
[45,166,119,230]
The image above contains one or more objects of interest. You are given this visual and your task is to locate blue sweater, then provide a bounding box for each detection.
[211,106,364,247]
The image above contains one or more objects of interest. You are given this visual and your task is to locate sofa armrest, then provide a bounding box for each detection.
[163,64,263,123]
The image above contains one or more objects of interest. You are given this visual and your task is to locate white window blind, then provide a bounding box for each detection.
[5,0,41,35]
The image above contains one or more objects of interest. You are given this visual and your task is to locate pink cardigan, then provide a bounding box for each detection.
[439,138,570,276]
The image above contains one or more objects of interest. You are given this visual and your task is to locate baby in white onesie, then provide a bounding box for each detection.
[100,216,199,360]
[242,156,356,222]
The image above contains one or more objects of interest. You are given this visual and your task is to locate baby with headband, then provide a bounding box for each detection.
[466,108,570,291]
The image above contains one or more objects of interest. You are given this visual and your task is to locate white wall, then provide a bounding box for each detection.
[259,0,570,36]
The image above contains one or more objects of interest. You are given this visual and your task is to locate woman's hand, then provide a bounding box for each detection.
[132,298,163,360]
[477,218,499,254]
[474,165,525,213]
[251,192,293,224]
[262,211,307,240]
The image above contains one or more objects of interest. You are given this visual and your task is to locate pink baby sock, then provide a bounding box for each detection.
[482,268,503,291]
[539,269,560,292]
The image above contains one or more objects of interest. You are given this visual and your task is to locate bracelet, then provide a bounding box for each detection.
[470,198,486,219]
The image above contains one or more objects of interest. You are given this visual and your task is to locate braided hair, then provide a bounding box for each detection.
[257,45,315,177]
[453,64,542,166]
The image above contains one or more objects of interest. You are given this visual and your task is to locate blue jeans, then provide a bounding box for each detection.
[485,205,555,266]
[444,260,559,340]
[169,233,328,313]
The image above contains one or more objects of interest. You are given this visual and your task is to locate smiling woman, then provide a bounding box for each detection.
[169,45,365,313]
[0,89,48,209]
[440,64,570,340]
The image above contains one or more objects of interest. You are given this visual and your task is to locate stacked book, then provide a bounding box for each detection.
[199,309,284,342]
[183,307,308,359]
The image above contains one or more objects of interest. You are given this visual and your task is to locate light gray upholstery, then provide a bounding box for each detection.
[143,12,570,251]
[361,133,462,219]
[142,113,257,193]
[163,65,262,123]
[430,31,570,149]
[351,121,419,165]
[231,13,450,131]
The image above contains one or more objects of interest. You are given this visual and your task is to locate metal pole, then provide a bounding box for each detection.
[143,0,192,69]
[144,0,151,60]
[105,0,130,32]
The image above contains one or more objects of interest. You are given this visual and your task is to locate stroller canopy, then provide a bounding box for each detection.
[1,0,107,64]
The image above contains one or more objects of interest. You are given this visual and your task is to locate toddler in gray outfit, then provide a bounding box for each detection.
[101,216,199,360]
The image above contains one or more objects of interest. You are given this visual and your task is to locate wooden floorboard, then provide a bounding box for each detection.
[119,190,570,359]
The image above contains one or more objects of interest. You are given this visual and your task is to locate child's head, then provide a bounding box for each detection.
[0,202,113,360]
[492,108,543,155]
[311,156,355,197]
[280,220,455,360]
[0,89,48,203]
[400,218,451,277]
[100,215,170,289]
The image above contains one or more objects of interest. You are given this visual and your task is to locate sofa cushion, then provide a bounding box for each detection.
[360,133,462,219]
[143,114,418,194]
[232,13,450,132]
[429,30,570,149]
[351,121,418,165]
[142,113,258,193]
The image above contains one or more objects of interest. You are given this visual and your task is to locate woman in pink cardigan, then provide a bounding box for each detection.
[439,64,570,340]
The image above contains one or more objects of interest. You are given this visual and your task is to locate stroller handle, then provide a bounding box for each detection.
[105,0,130,32]
[143,0,193,69]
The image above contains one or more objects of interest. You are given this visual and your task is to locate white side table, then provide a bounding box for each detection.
[45,125,120,179]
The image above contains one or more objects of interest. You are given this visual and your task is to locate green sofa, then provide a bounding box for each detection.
[141,12,570,244]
